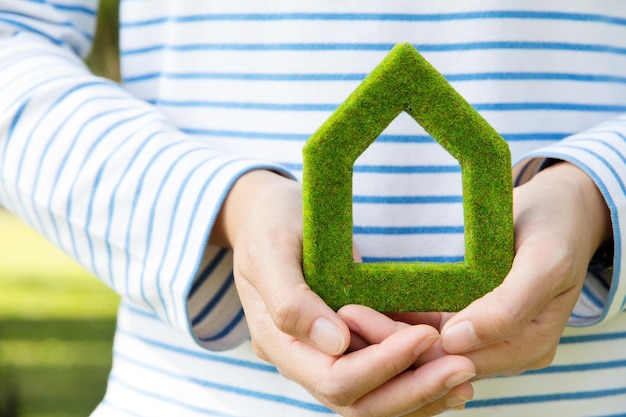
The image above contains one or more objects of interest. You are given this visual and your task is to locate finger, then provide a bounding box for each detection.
[387,311,451,330]
[280,324,441,409]
[407,383,474,416]
[387,312,456,364]
[353,239,362,262]
[348,355,475,417]
[441,239,574,354]
[339,304,413,353]
[339,305,451,367]
[267,323,475,416]
[338,304,411,342]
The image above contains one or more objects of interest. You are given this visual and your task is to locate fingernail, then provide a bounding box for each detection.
[443,321,479,353]
[446,394,470,410]
[445,371,476,389]
[311,318,345,355]
[414,334,439,356]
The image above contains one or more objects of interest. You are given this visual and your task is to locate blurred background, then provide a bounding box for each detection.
[1,1,121,416]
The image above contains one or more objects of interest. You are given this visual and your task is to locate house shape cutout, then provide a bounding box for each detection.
[302,43,514,312]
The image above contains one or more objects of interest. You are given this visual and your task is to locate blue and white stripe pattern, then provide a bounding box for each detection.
[2,0,626,415]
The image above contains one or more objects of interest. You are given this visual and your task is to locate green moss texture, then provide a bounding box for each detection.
[302,43,514,312]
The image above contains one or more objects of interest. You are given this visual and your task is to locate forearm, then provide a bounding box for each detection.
[0,32,292,349]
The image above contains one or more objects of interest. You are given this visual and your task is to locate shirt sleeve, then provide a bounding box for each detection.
[514,115,626,327]
[0,1,291,350]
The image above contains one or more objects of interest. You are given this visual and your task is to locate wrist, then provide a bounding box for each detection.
[534,162,612,254]
[211,170,298,249]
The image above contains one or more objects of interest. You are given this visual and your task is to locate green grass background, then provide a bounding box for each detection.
[1,1,121,416]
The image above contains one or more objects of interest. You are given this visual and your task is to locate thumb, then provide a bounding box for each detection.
[229,174,351,357]
[235,234,350,357]
[440,245,560,354]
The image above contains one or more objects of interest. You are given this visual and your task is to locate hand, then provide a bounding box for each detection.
[426,161,612,378]
[213,170,476,416]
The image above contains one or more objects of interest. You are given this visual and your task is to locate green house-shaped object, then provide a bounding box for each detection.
[302,43,514,312]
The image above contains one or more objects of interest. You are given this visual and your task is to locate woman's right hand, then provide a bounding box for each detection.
[212,170,476,416]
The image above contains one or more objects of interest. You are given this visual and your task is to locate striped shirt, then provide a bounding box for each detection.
[2,0,626,415]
